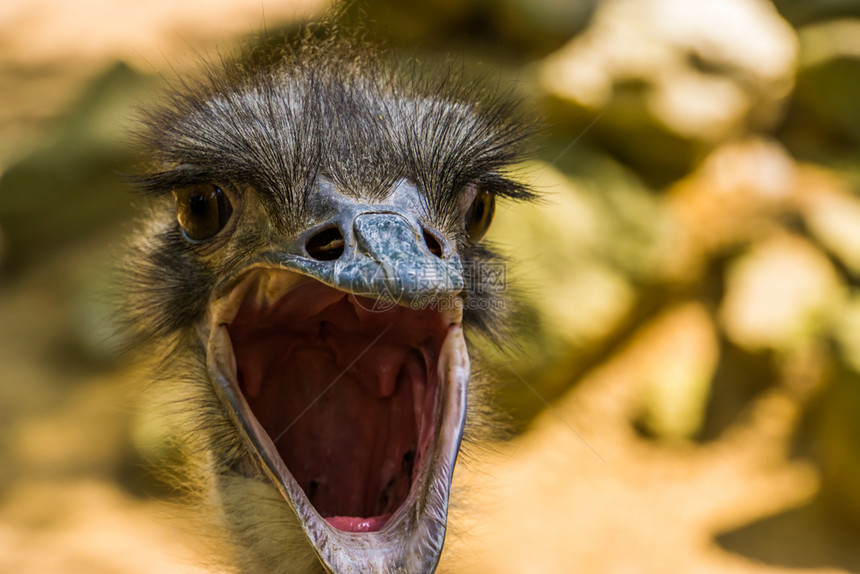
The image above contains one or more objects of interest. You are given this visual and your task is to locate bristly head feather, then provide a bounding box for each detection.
[124,24,537,348]
[133,25,536,225]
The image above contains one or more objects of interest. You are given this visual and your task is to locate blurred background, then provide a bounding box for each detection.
[1,0,860,572]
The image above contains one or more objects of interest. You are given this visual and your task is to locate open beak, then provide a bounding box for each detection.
[200,210,470,573]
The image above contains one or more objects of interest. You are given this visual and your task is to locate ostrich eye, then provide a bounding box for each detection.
[465,189,495,242]
[173,184,233,241]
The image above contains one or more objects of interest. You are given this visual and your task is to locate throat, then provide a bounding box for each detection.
[227,284,443,531]
[242,342,423,520]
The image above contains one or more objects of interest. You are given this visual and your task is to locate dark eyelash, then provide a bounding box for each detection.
[127,166,227,196]
[479,173,536,201]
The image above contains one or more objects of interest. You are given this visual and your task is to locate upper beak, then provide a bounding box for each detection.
[251,211,464,307]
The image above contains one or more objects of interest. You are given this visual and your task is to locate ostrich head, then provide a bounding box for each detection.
[124,30,534,574]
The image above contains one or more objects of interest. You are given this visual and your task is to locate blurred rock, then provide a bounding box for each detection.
[67,241,129,367]
[348,0,594,57]
[489,157,675,350]
[0,0,326,66]
[0,0,327,174]
[666,138,799,277]
[0,224,6,274]
[773,0,860,27]
[637,303,719,441]
[794,20,860,144]
[539,0,798,184]
[800,168,860,278]
[814,363,860,531]
[0,63,151,273]
[488,161,635,351]
[495,0,597,48]
[485,156,676,425]
[719,234,843,353]
[667,138,860,287]
[832,292,860,374]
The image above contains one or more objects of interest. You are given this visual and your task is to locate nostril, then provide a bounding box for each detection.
[422,228,444,258]
[306,227,345,261]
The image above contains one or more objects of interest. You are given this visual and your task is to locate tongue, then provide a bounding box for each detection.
[325,514,392,533]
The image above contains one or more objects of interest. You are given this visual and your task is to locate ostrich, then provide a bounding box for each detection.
[123,27,535,574]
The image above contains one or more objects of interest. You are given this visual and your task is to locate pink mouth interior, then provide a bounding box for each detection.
[228,280,443,532]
